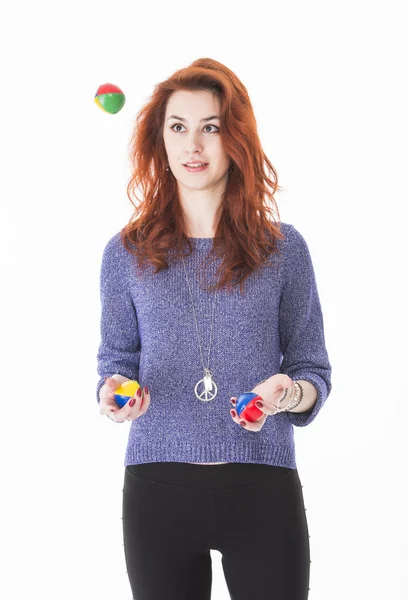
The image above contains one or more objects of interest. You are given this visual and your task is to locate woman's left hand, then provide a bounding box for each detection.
[229,374,294,432]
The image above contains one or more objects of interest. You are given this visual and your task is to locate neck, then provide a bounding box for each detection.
[184,222,216,238]
[178,181,226,240]
[187,230,216,238]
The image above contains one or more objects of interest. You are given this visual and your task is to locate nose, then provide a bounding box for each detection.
[184,131,204,155]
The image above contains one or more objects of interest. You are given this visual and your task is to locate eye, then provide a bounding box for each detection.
[170,123,219,133]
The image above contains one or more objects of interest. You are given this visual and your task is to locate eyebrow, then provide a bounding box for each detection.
[167,115,220,122]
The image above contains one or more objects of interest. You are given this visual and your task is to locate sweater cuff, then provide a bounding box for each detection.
[285,373,329,427]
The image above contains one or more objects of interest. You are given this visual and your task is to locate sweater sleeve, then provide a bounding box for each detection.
[96,234,141,404]
[278,224,332,426]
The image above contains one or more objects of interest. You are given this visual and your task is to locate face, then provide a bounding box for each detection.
[162,89,231,193]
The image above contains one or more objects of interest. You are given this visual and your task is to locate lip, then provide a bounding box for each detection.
[183,163,209,172]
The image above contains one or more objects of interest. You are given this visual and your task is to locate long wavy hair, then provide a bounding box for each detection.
[120,57,286,296]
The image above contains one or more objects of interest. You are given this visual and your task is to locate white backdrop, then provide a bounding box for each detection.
[1,1,407,599]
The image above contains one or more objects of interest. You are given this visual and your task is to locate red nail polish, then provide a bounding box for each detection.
[230,409,236,417]
[239,421,246,427]
[129,398,136,407]
[144,386,149,394]
[137,388,142,397]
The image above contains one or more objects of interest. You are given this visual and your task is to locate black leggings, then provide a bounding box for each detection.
[122,462,310,600]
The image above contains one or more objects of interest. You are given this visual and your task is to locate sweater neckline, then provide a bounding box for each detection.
[187,237,215,247]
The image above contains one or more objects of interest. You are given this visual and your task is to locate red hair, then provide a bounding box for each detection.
[121,57,286,296]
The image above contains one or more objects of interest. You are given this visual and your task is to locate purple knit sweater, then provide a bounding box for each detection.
[96,223,332,468]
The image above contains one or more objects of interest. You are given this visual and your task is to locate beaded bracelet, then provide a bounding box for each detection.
[274,381,303,412]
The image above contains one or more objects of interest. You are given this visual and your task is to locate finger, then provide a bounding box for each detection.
[254,399,279,416]
[275,373,294,388]
[230,408,243,424]
[109,396,136,422]
[108,410,125,423]
[229,406,265,427]
[105,375,131,394]
[104,377,121,391]
[230,407,267,432]
[126,387,146,419]
[136,387,150,416]
[277,373,294,393]
[100,405,119,417]
[230,395,275,418]
[229,402,252,423]
[241,412,267,432]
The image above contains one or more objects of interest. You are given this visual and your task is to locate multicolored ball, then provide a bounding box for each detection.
[114,379,141,408]
[94,83,126,114]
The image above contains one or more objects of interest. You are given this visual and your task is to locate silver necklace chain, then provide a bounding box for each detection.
[181,254,219,401]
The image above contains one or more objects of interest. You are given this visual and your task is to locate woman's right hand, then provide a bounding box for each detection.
[99,374,150,423]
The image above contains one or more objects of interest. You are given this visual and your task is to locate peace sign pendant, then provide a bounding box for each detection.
[195,372,218,402]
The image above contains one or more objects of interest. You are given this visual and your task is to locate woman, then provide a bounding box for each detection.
[96,57,332,599]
